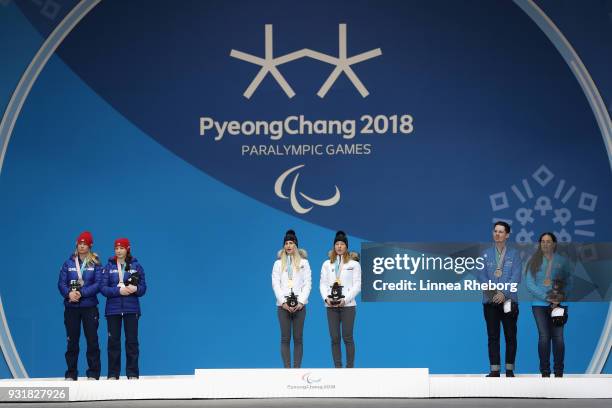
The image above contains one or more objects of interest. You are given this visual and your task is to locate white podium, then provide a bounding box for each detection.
[1,370,611,401]
[194,368,429,398]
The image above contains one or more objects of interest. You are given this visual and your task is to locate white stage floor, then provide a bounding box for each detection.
[0,370,610,402]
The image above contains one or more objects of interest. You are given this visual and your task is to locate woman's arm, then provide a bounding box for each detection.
[134,264,147,297]
[100,266,121,298]
[298,260,312,304]
[525,266,548,301]
[271,261,285,305]
[344,261,362,304]
[320,262,330,301]
[57,261,71,298]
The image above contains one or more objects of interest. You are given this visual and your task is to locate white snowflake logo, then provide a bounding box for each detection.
[489,165,598,243]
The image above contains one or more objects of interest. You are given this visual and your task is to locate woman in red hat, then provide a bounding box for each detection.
[100,238,147,379]
[57,231,102,380]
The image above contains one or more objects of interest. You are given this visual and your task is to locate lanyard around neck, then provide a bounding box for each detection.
[286,256,293,280]
[543,255,554,285]
[75,256,87,280]
[116,259,125,283]
[495,246,507,270]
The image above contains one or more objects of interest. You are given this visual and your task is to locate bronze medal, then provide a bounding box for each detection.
[494,268,502,278]
[543,278,551,287]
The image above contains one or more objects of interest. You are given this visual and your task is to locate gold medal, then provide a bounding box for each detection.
[494,268,502,278]
[543,278,551,287]
[288,279,293,289]
[335,278,341,285]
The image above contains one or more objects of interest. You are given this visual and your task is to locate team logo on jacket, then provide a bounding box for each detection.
[274,164,340,214]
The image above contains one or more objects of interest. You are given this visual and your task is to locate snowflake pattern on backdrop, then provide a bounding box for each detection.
[489,165,598,243]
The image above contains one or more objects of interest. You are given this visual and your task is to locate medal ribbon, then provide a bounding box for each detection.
[334,258,341,283]
[116,259,125,284]
[543,255,554,286]
[75,256,86,281]
[286,255,293,289]
[495,246,506,276]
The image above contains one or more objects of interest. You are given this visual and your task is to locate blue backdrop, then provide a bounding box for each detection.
[0,0,610,378]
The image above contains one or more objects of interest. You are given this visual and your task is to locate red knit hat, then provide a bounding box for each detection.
[76,231,93,247]
[114,238,131,252]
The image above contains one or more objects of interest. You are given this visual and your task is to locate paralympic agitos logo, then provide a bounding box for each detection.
[275,165,341,214]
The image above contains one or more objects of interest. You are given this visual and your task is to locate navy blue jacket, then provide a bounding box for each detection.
[100,257,147,316]
[58,255,102,308]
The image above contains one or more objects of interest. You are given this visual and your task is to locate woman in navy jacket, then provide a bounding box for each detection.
[100,238,147,379]
[57,231,102,380]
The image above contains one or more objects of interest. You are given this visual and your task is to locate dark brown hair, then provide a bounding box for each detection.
[527,232,557,277]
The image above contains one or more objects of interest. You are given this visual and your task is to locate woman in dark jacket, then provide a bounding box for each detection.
[57,231,102,380]
[100,237,147,379]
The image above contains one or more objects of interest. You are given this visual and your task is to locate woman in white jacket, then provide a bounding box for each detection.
[320,231,361,368]
[271,230,312,368]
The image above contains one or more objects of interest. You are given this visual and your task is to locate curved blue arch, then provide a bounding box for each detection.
[513,0,612,374]
[0,0,610,377]
[0,0,102,379]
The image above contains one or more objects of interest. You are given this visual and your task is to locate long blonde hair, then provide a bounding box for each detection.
[73,249,101,266]
[329,251,350,264]
[280,249,302,275]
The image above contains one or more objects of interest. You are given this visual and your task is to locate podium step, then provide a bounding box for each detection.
[0,370,611,401]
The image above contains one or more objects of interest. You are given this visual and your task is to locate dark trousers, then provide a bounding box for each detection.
[64,306,100,380]
[107,314,140,378]
[533,306,566,375]
[326,306,356,368]
[277,306,306,368]
[483,303,518,371]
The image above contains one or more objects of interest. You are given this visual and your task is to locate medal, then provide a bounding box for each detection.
[493,245,506,278]
[543,278,551,287]
[286,256,294,289]
[75,256,86,285]
[116,259,125,287]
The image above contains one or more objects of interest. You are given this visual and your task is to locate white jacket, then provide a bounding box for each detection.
[271,249,312,306]
[320,253,361,307]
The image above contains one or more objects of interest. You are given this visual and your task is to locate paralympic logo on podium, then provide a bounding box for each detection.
[286,372,334,390]
[302,372,322,384]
